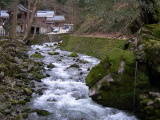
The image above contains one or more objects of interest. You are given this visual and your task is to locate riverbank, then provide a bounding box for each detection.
[0,37,45,119]
[60,35,126,60]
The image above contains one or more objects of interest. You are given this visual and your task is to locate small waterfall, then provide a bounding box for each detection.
[133,61,138,113]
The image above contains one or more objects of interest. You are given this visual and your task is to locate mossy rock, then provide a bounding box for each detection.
[139,99,151,108]
[86,48,137,110]
[69,64,79,68]
[36,74,43,79]
[35,109,51,116]
[143,24,160,39]
[155,109,160,118]
[47,63,55,68]
[10,100,18,105]
[144,106,155,116]
[24,88,33,96]
[22,107,31,113]
[30,53,43,58]
[48,52,59,55]
[14,115,23,120]
[18,100,27,105]
[154,98,160,109]
[68,52,78,57]
[57,58,62,61]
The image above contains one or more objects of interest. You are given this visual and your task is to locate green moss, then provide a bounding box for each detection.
[18,100,27,105]
[35,109,50,116]
[22,107,31,113]
[86,48,135,88]
[57,58,62,61]
[36,74,43,79]
[30,53,43,58]
[145,106,155,116]
[14,115,23,120]
[155,109,160,118]
[139,99,151,108]
[61,35,125,60]
[68,52,78,57]
[10,100,18,105]
[48,52,59,55]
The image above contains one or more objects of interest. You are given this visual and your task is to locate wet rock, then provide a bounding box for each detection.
[0,72,4,80]
[14,57,22,63]
[48,51,59,55]
[16,81,24,87]
[30,53,44,58]
[138,44,145,51]
[18,73,28,79]
[35,109,51,116]
[69,64,79,68]
[47,63,55,68]
[36,88,47,95]
[57,58,62,61]
[3,77,12,85]
[46,74,50,77]
[154,98,160,109]
[149,92,160,98]
[24,88,33,96]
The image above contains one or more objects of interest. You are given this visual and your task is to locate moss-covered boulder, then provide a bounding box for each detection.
[68,64,80,68]
[30,53,43,58]
[86,48,137,110]
[47,63,55,68]
[35,109,51,116]
[68,52,78,57]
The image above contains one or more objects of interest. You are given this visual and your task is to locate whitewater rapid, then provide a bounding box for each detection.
[27,42,138,120]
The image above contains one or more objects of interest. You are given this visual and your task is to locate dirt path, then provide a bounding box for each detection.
[74,32,133,40]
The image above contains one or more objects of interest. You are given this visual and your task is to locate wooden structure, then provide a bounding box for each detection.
[0,4,66,34]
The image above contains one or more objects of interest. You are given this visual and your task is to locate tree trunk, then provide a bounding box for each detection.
[23,0,41,41]
[12,0,19,42]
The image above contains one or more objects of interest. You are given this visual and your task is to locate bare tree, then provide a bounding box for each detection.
[23,0,42,41]
[12,0,19,42]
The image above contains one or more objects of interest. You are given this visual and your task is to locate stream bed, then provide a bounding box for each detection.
[27,42,138,120]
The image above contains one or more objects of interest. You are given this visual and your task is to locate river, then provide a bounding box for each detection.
[27,42,138,120]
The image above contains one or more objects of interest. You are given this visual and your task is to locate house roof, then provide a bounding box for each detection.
[46,15,65,21]
[7,4,28,13]
[0,10,9,18]
[19,4,27,12]
[36,11,54,18]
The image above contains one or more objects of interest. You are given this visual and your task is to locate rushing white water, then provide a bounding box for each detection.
[27,42,138,120]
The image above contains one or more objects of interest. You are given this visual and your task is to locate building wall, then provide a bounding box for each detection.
[37,17,46,26]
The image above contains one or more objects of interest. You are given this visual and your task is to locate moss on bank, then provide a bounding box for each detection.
[60,35,126,60]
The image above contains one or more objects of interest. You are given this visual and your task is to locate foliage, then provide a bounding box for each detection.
[0,0,11,8]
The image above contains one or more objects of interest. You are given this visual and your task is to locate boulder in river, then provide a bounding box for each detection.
[68,52,78,57]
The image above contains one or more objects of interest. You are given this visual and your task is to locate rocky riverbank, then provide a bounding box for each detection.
[0,37,45,119]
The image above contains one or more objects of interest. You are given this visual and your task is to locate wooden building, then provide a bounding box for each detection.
[0,4,65,34]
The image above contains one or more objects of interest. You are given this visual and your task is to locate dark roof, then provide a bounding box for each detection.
[7,4,27,13]
[19,4,27,12]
